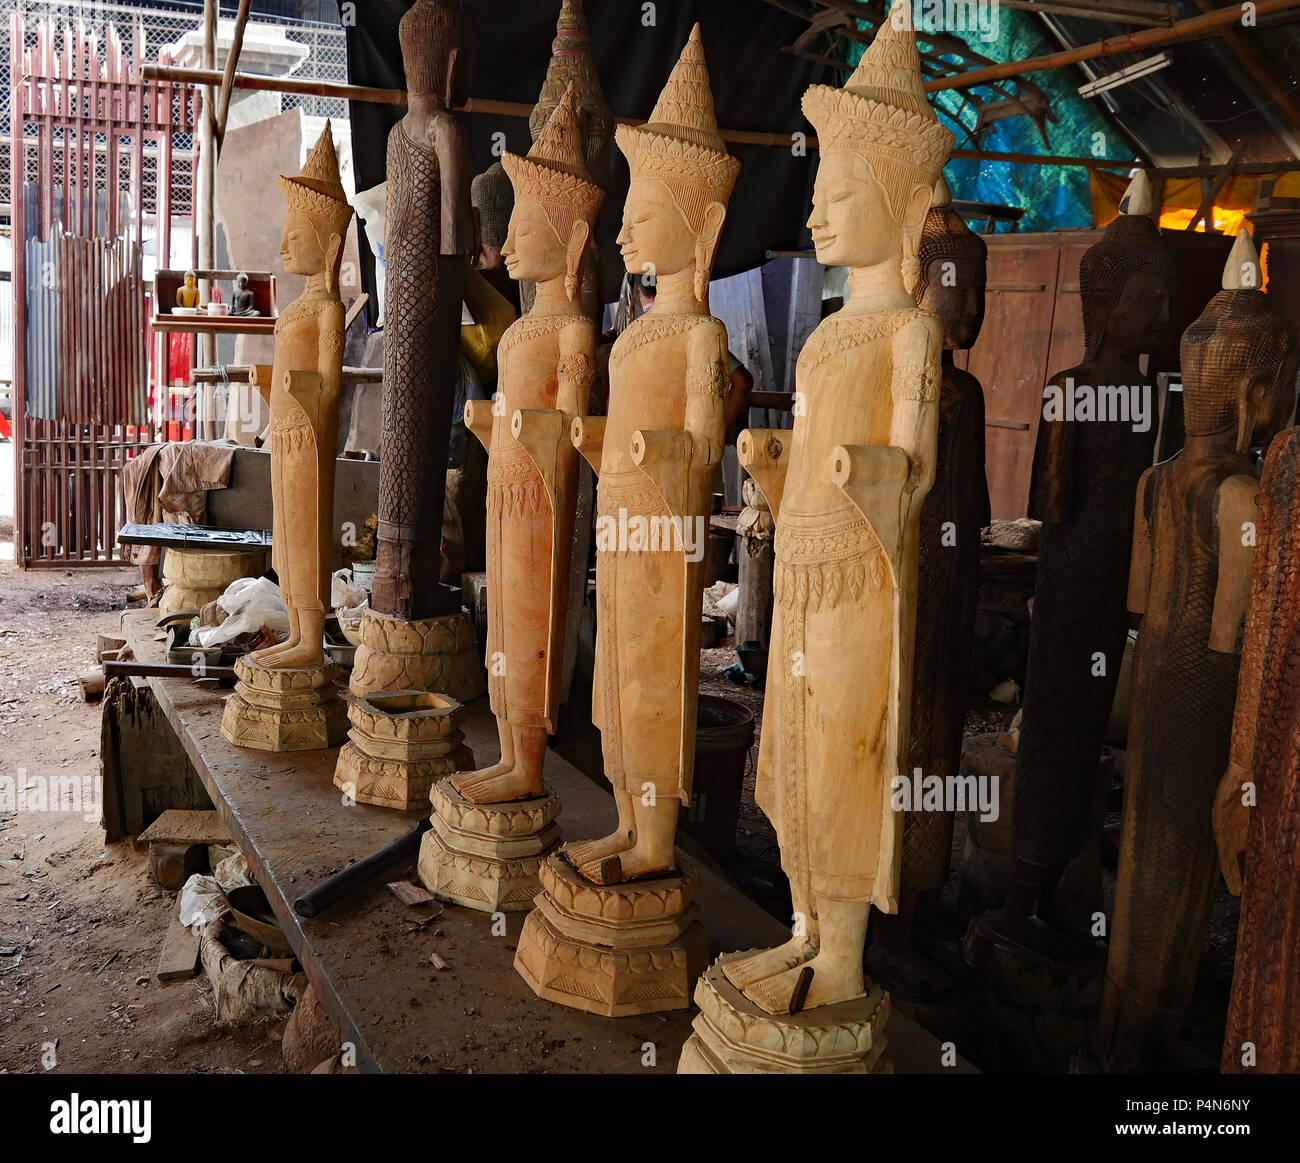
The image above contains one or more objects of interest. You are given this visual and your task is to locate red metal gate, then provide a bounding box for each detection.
[9,13,199,567]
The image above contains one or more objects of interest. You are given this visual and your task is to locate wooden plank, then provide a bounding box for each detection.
[118,608,967,1075]
[156,916,201,982]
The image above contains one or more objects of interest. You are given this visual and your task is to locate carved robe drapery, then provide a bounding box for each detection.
[485,314,591,731]
[593,311,727,806]
[268,297,342,614]
[758,307,938,913]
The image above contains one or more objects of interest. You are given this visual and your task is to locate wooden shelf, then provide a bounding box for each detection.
[152,314,276,335]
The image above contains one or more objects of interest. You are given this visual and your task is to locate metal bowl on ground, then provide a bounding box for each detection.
[224,884,294,956]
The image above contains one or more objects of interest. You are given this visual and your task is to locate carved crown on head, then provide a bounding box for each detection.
[802,8,952,188]
[614,23,740,219]
[279,121,353,238]
[503,82,604,224]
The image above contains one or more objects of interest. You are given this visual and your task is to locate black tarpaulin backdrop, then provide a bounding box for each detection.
[337,0,831,321]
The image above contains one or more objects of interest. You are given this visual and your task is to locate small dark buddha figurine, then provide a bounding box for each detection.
[231,271,258,316]
[982,173,1176,962]
[868,177,989,992]
[1100,231,1297,1072]
[369,0,476,624]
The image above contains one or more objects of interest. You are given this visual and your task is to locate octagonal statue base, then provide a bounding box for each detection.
[220,656,348,753]
[333,690,472,810]
[514,852,708,1017]
[677,951,892,1074]
[417,780,561,912]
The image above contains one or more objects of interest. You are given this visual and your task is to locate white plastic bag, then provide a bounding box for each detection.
[192,576,288,647]
[178,873,226,932]
[331,568,368,611]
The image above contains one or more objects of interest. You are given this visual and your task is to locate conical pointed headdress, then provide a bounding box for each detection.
[1079,170,1175,354]
[530,0,614,165]
[279,121,353,238]
[802,8,952,202]
[1180,228,1297,437]
[614,24,740,228]
[503,82,604,228]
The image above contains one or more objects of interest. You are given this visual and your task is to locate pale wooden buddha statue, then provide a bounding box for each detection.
[726,13,952,1015]
[452,84,602,804]
[249,123,352,671]
[869,176,989,990]
[562,23,740,884]
[1100,231,1298,1071]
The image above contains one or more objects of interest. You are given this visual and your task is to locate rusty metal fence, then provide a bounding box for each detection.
[9,11,198,566]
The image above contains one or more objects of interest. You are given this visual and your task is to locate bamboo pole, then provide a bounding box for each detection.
[215,0,252,148]
[197,0,216,368]
[924,0,1300,92]
[141,64,1136,170]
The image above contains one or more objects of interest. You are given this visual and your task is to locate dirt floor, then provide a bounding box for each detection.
[0,550,1242,1076]
[0,558,290,1075]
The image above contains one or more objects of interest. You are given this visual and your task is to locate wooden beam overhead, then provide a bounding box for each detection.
[926,0,1300,93]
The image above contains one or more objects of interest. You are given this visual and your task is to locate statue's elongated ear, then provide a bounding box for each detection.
[565,220,590,303]
[694,202,727,303]
[325,232,344,295]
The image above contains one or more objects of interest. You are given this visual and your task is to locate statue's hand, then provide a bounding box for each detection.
[1213,762,1252,896]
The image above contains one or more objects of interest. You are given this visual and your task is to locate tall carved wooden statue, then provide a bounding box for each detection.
[514,25,738,1016]
[682,13,952,1073]
[415,86,602,913]
[1216,414,1300,1074]
[350,0,484,705]
[980,175,1176,961]
[869,177,988,990]
[222,124,352,752]
[1098,232,1298,1071]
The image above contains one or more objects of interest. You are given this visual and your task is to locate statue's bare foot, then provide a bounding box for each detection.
[580,843,673,884]
[264,639,324,669]
[563,830,633,871]
[721,938,816,990]
[250,636,297,665]
[451,764,541,804]
[742,953,866,1016]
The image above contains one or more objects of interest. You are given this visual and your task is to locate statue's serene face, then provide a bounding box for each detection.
[807,152,899,269]
[1105,267,1171,355]
[279,209,325,277]
[919,258,986,351]
[502,200,567,285]
[618,177,695,281]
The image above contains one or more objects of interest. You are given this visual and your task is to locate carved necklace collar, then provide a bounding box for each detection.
[799,306,925,375]
[612,311,703,362]
[498,312,577,364]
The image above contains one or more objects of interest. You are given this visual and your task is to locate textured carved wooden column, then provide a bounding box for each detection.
[683,13,952,1073]
[1096,231,1299,1072]
[972,174,1176,965]
[515,25,737,1016]
[1217,423,1300,1075]
[221,124,352,753]
[351,0,485,708]
[869,178,989,994]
